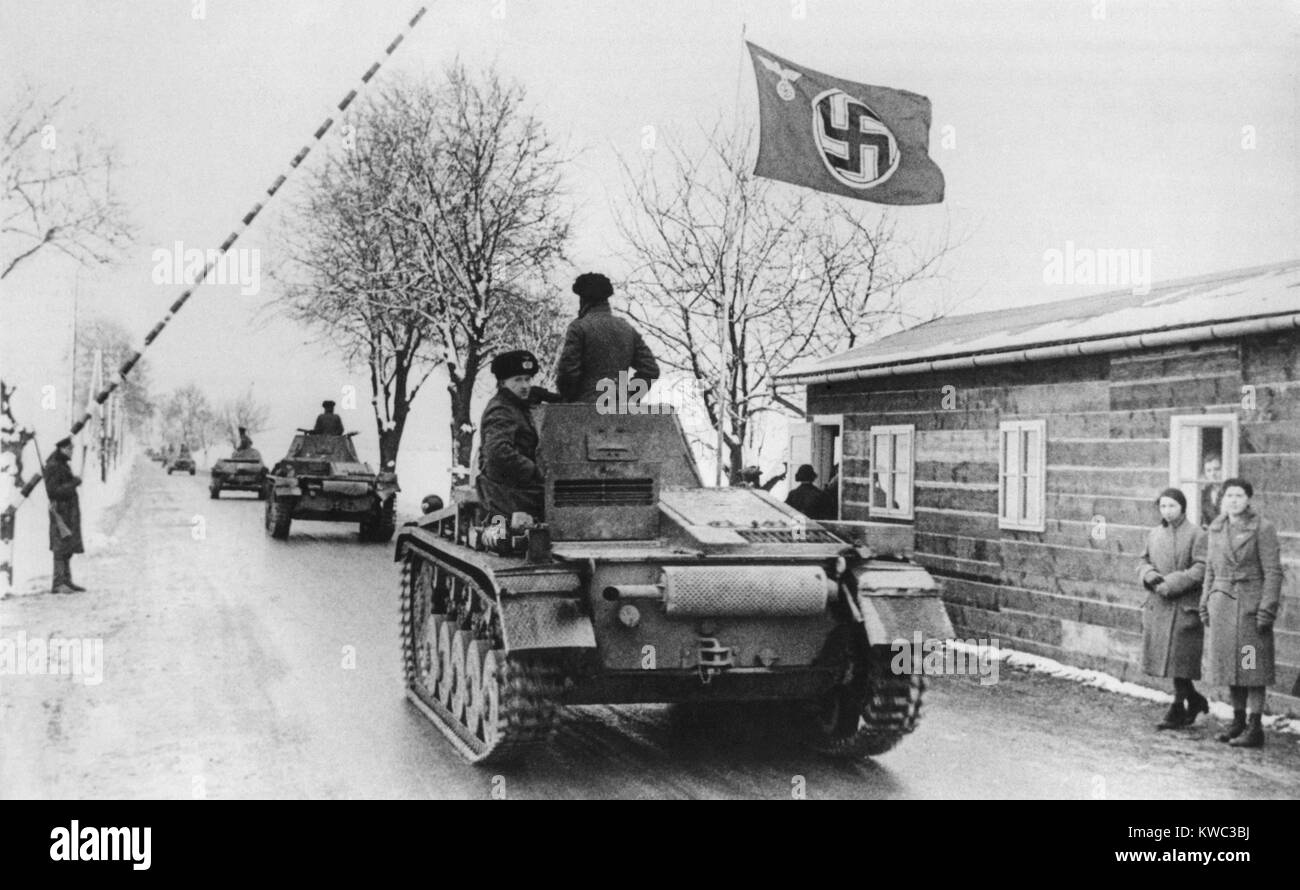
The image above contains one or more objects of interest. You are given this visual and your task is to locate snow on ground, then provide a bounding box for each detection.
[950,640,1300,735]
[3,439,138,597]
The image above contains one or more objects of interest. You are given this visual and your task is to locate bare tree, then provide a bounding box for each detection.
[387,63,570,471]
[274,80,443,470]
[219,387,271,448]
[275,65,570,473]
[616,125,958,480]
[71,317,153,434]
[1,84,133,280]
[160,385,218,453]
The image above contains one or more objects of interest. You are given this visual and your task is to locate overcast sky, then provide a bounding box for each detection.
[2,0,1297,469]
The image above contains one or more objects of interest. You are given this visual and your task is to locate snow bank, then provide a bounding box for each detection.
[950,640,1300,736]
[3,440,137,597]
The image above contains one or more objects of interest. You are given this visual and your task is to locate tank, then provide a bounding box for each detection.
[396,404,954,764]
[265,431,399,541]
[210,450,268,499]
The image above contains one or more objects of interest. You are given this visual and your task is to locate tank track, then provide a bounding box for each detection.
[399,551,566,765]
[807,645,925,759]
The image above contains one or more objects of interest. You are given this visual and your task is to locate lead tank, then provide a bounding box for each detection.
[396,403,954,764]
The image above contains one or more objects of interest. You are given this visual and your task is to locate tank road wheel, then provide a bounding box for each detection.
[436,621,455,709]
[360,497,397,542]
[265,492,294,540]
[400,551,566,765]
[450,631,471,722]
[463,639,486,736]
[806,644,924,759]
[478,650,503,747]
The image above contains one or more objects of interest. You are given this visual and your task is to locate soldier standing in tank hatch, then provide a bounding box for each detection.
[312,400,344,435]
[236,426,254,452]
[44,437,85,594]
[476,350,546,520]
[555,273,660,404]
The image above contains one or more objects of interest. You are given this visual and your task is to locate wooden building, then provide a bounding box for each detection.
[778,261,1300,712]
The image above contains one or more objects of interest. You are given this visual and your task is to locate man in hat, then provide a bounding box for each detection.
[785,464,827,518]
[555,272,659,404]
[312,400,345,435]
[236,426,254,452]
[477,349,545,519]
[44,437,85,593]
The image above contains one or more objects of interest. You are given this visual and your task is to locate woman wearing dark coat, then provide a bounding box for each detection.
[1137,488,1208,729]
[1199,478,1283,748]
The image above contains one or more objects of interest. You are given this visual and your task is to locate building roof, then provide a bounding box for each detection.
[778,259,1300,383]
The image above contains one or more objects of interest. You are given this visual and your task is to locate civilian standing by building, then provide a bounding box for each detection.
[555,273,659,404]
[1199,478,1283,748]
[1137,488,1208,729]
[785,464,827,518]
[44,437,85,594]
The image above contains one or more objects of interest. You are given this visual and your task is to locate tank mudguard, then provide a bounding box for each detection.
[851,562,955,646]
[497,597,596,651]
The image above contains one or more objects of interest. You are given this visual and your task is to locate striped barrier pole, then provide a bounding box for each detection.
[4,5,429,517]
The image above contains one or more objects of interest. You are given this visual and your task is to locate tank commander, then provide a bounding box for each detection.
[311,400,345,435]
[476,349,545,519]
[236,426,254,452]
[555,272,659,403]
[232,426,261,461]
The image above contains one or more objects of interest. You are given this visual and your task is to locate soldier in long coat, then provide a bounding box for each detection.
[1199,478,1282,748]
[555,273,659,404]
[44,437,85,593]
[1137,488,1207,729]
[476,350,545,519]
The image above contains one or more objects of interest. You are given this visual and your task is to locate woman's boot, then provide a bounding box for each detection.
[1228,714,1264,748]
[1157,700,1186,730]
[1181,691,1209,726]
[1216,709,1246,743]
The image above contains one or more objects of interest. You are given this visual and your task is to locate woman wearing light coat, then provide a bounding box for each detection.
[1199,478,1283,748]
[1138,488,1208,729]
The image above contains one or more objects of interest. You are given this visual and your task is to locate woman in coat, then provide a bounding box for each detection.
[1199,478,1283,748]
[1137,488,1208,729]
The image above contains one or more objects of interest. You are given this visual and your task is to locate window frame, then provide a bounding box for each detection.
[1168,414,1239,527]
[998,419,1047,532]
[868,423,915,520]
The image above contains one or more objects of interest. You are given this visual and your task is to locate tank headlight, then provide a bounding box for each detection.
[834,556,847,576]
[617,604,641,628]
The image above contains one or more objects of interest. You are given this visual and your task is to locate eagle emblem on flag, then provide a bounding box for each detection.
[746,41,944,205]
[757,54,802,101]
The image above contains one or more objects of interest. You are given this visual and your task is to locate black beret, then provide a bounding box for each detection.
[56,436,73,449]
[322,400,335,409]
[795,464,817,482]
[572,272,613,301]
[491,350,539,381]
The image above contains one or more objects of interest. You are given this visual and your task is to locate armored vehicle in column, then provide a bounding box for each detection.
[396,403,954,764]
[265,431,399,541]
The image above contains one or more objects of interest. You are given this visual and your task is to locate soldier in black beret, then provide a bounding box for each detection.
[476,350,546,519]
[44,436,85,593]
[312,399,344,435]
[555,272,660,403]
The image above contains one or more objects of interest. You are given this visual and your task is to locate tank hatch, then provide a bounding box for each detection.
[658,488,843,547]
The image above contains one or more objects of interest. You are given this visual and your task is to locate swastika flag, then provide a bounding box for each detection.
[747,42,944,205]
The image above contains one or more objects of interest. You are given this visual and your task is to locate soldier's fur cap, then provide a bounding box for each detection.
[492,350,539,381]
[572,272,613,302]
